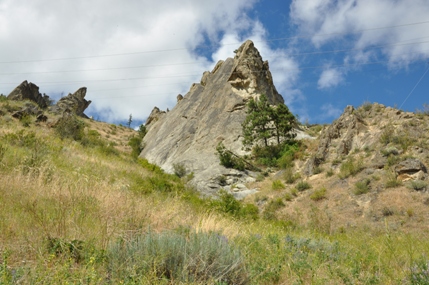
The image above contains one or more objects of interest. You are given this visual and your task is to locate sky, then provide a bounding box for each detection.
[1,0,429,127]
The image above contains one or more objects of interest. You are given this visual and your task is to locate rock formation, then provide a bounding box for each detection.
[50,87,91,118]
[140,40,284,197]
[7,80,50,108]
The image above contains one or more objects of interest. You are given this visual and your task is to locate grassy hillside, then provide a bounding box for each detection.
[1,98,429,284]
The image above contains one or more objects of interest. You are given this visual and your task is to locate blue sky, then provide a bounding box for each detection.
[1,0,429,126]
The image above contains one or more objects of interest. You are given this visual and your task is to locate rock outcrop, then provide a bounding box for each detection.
[7,80,50,108]
[50,87,91,118]
[140,40,284,197]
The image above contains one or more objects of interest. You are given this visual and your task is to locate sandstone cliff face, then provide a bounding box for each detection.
[140,40,284,197]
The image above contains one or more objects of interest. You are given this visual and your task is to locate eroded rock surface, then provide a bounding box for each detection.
[50,87,91,117]
[141,40,285,197]
[7,80,50,108]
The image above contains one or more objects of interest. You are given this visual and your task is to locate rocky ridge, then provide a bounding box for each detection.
[6,80,91,121]
[140,40,285,198]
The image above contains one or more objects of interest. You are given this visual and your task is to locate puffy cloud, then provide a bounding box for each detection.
[290,0,429,67]
[317,68,344,89]
[0,0,260,123]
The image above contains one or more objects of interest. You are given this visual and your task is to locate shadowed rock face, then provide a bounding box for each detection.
[140,40,285,197]
[7,80,49,108]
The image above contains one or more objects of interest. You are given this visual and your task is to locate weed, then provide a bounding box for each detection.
[290,188,298,197]
[326,168,334,177]
[272,179,285,190]
[354,178,371,195]
[385,172,402,188]
[310,187,327,201]
[296,181,311,192]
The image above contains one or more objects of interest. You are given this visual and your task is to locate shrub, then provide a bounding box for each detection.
[128,136,144,158]
[338,157,363,179]
[272,179,285,190]
[409,180,428,191]
[310,187,327,201]
[173,163,187,178]
[262,198,285,220]
[284,192,293,201]
[284,168,300,184]
[385,173,402,188]
[55,114,85,141]
[326,169,334,177]
[216,142,245,171]
[354,178,371,195]
[20,114,32,127]
[107,229,248,284]
[296,181,311,192]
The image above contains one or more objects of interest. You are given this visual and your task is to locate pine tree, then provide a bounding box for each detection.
[242,94,296,148]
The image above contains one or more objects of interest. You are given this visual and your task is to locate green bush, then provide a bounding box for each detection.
[354,178,371,195]
[310,187,327,201]
[107,229,248,284]
[272,179,285,190]
[216,142,245,171]
[55,114,85,141]
[339,157,364,179]
[173,163,187,178]
[296,181,311,192]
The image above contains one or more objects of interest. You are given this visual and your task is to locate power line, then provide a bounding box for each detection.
[1,20,429,64]
[399,64,429,109]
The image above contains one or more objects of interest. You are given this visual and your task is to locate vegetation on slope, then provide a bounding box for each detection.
[1,98,429,284]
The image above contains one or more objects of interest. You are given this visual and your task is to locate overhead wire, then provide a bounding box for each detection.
[1,20,429,64]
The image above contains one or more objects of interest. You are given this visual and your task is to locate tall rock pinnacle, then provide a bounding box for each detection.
[140,40,285,197]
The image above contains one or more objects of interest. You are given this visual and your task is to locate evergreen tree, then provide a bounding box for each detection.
[242,94,296,148]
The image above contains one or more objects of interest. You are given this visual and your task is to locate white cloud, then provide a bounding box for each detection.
[290,0,429,67]
[319,103,342,120]
[0,0,259,123]
[317,68,344,89]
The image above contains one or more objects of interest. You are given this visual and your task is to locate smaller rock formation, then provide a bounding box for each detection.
[7,80,50,108]
[11,102,43,120]
[50,87,91,118]
[304,105,367,175]
[145,107,166,127]
[395,158,427,181]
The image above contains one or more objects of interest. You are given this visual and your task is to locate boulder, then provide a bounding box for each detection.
[395,158,427,181]
[140,40,284,196]
[7,80,50,108]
